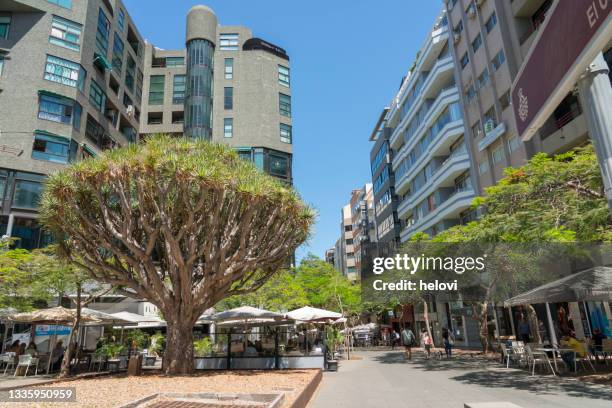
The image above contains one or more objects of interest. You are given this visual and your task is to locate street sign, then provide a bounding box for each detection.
[511,0,611,141]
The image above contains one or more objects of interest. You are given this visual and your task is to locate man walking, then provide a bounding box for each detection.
[401,323,415,360]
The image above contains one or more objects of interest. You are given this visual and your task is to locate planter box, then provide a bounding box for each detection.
[143,356,157,366]
[326,360,338,371]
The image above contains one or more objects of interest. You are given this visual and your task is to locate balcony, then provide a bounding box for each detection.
[400,188,476,242]
[391,58,456,149]
[397,149,470,219]
[478,121,507,151]
[394,119,464,196]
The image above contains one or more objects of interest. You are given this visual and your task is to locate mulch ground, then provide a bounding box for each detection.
[0,370,318,408]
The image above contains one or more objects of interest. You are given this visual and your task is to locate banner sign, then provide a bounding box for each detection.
[512,0,611,140]
[35,325,71,336]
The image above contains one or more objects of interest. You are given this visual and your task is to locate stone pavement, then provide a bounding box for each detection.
[311,351,612,408]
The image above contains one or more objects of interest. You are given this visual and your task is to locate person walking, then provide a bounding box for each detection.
[401,324,415,360]
[518,317,531,343]
[442,327,454,358]
[421,328,433,359]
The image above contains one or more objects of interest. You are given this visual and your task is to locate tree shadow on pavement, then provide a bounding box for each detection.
[373,351,612,401]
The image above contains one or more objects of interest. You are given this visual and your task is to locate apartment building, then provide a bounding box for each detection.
[349,183,376,280]
[0,0,144,249]
[374,12,477,243]
[337,204,356,281]
[445,0,598,192]
[324,247,335,266]
[139,6,293,184]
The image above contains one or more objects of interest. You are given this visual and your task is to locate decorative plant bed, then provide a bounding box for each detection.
[118,392,284,408]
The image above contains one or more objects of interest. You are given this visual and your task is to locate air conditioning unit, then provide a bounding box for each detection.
[126,105,134,117]
[484,119,495,134]
[453,31,461,43]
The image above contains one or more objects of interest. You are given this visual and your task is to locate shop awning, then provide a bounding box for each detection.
[93,52,112,71]
[504,266,612,306]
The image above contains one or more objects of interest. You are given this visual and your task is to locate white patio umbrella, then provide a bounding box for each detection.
[286,306,342,323]
[211,306,291,327]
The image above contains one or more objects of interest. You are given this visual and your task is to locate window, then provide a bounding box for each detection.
[491,145,504,165]
[46,0,72,8]
[477,68,490,89]
[460,52,469,69]
[95,8,110,55]
[224,58,233,79]
[279,93,291,117]
[166,57,184,67]
[471,120,482,139]
[32,132,71,164]
[483,106,497,129]
[508,136,521,153]
[0,14,10,39]
[224,87,233,110]
[85,114,116,150]
[466,83,476,103]
[499,90,511,110]
[125,56,136,93]
[147,112,163,125]
[454,20,463,34]
[280,123,292,144]
[471,34,482,53]
[219,33,239,51]
[111,33,124,72]
[224,118,233,138]
[13,180,43,209]
[148,75,165,105]
[269,153,288,178]
[117,8,125,32]
[491,50,506,71]
[278,65,290,87]
[49,16,81,51]
[485,12,497,33]
[172,75,185,104]
[373,167,390,194]
[89,80,106,113]
[44,55,86,91]
[478,159,489,175]
[38,93,81,130]
[135,68,143,103]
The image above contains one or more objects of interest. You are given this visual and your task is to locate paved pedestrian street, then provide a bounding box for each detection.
[312,351,612,408]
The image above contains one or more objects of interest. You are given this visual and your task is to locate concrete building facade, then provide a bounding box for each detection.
[375,12,477,243]
[0,0,144,249]
[139,6,293,184]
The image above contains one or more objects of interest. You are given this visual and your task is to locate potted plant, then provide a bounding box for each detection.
[144,332,164,366]
[98,343,126,372]
[325,327,344,371]
[193,337,213,369]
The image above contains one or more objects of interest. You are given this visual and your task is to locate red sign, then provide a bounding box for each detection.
[512,0,611,139]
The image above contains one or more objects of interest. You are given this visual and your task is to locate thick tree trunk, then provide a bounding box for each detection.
[162,317,195,375]
[423,299,434,348]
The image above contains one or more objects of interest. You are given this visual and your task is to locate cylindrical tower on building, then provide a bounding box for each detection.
[184,5,217,139]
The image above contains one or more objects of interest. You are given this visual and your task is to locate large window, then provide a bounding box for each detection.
[166,57,184,67]
[224,87,233,110]
[477,68,490,89]
[278,65,290,87]
[224,58,233,79]
[279,93,291,117]
[49,16,81,51]
[491,50,506,72]
[485,12,497,33]
[85,115,116,150]
[269,154,288,178]
[491,145,504,165]
[149,75,165,105]
[117,8,125,32]
[224,118,233,138]
[471,34,482,53]
[95,8,110,55]
[13,179,44,209]
[172,75,185,104]
[125,55,136,93]
[44,55,86,91]
[0,14,11,39]
[111,33,124,72]
[280,123,292,144]
[38,93,82,130]
[89,80,106,113]
[460,52,469,69]
[46,0,72,8]
[32,132,73,164]
[219,33,239,51]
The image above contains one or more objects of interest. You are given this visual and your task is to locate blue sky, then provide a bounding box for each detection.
[124,0,442,261]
